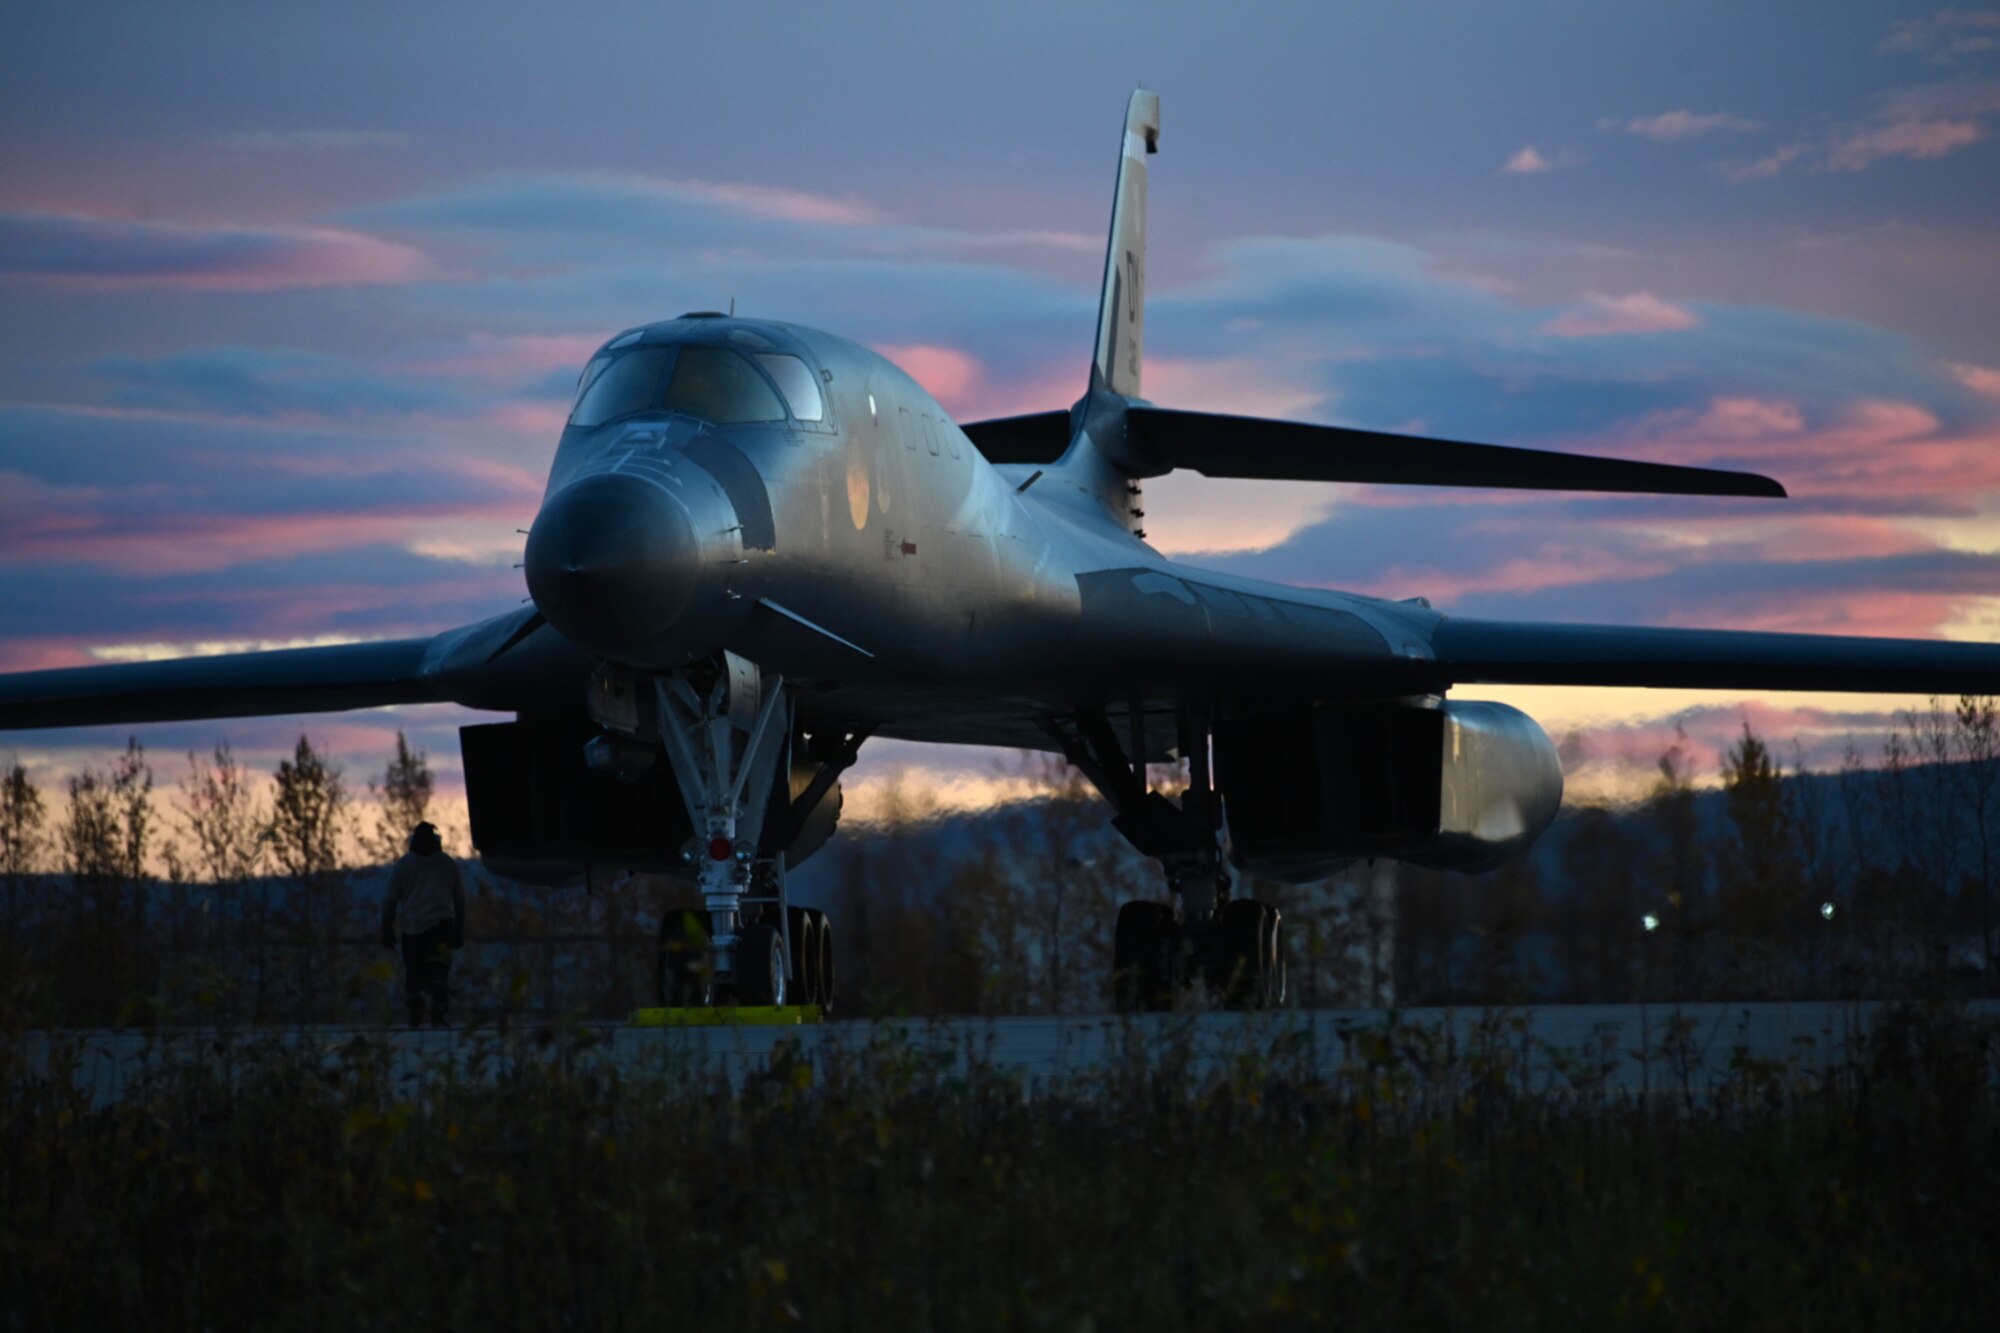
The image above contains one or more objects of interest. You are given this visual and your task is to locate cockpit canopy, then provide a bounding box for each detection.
[568,342,825,428]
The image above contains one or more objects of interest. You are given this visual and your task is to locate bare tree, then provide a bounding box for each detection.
[1560,805,1645,1002]
[110,739,154,883]
[1896,700,1961,987]
[54,740,159,1021]
[1002,751,1128,1013]
[364,731,434,866]
[1392,864,1462,1004]
[270,736,347,879]
[1721,724,1797,919]
[1643,728,1708,998]
[179,742,267,884]
[1,760,47,962]
[61,766,124,887]
[170,742,271,1015]
[270,735,352,1021]
[1952,695,1999,991]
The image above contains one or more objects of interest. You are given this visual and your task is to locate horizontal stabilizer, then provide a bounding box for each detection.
[962,407,1785,497]
[1432,618,2000,694]
[1131,408,1784,497]
[962,410,1073,465]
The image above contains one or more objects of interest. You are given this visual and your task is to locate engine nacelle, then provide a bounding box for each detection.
[1216,698,1563,882]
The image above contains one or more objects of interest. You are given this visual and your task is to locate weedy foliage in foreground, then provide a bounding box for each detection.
[3,1003,1997,1331]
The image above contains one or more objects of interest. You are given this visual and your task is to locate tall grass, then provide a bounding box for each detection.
[3,998,1996,1330]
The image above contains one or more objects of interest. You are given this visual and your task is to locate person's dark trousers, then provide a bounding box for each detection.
[401,922,454,1027]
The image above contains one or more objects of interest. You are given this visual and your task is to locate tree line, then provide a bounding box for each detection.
[1394,696,2000,1006]
[3,699,1997,1025]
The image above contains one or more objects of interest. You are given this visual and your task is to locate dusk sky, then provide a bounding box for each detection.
[4,2,2000,830]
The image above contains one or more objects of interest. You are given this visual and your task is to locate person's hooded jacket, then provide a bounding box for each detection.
[380,822,466,948]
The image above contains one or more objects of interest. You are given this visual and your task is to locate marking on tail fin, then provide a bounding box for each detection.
[1092,90,1159,400]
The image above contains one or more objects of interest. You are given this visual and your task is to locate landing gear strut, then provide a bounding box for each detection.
[1049,704,1283,1011]
[591,652,862,1009]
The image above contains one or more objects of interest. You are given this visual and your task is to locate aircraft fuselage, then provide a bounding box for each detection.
[526,313,1437,755]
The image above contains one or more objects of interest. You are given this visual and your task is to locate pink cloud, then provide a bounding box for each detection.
[135,578,509,634]
[0,212,431,290]
[1618,110,1761,141]
[1341,551,1677,604]
[1828,117,1984,170]
[662,178,883,226]
[1723,142,1809,181]
[1688,588,1981,639]
[474,402,572,440]
[0,457,540,575]
[402,333,604,380]
[1635,395,1918,456]
[1883,10,2000,59]
[1950,362,2000,402]
[1143,357,1325,420]
[1687,396,1807,440]
[1564,700,1918,790]
[1715,514,1929,564]
[0,637,112,673]
[1729,81,2000,179]
[0,505,525,575]
[1501,146,1553,175]
[874,343,984,410]
[1543,291,1700,337]
[1631,396,2000,502]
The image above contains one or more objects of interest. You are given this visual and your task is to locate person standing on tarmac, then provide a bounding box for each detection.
[379,821,466,1027]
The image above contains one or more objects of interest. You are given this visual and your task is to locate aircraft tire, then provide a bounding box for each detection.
[808,908,834,1011]
[739,920,787,1007]
[786,906,820,1005]
[1113,900,1176,1013]
[1264,907,1286,1008]
[1211,899,1280,1010]
[657,908,711,1008]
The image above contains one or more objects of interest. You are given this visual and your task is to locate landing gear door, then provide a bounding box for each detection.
[722,650,760,732]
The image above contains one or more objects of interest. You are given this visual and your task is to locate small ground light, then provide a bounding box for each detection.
[1642,913,1660,932]
[1821,901,1836,921]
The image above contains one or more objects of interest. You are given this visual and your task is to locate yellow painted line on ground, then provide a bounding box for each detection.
[630,1005,824,1028]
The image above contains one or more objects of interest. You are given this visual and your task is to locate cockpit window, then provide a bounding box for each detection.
[570,355,612,414]
[569,348,672,427]
[663,346,785,424]
[755,353,824,422]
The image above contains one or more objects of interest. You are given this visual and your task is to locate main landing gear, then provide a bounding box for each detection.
[1049,705,1285,1012]
[590,652,861,1010]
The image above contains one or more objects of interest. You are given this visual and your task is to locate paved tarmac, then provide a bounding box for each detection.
[16,1000,1999,1108]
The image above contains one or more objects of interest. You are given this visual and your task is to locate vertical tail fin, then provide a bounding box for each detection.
[1056,91,1162,534]
[1092,89,1158,400]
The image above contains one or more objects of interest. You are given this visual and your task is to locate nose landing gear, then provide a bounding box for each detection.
[617,653,865,1012]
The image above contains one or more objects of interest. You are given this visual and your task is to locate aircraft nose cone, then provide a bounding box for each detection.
[525,474,700,659]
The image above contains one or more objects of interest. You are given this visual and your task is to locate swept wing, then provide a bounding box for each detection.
[0,609,573,731]
[1427,617,2000,695]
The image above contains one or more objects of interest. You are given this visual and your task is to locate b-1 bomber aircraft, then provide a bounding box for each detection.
[8,91,2000,1010]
